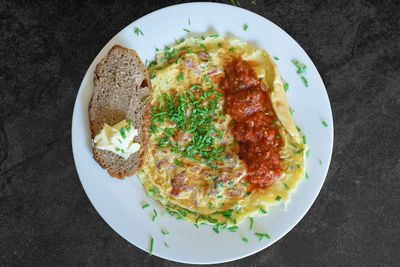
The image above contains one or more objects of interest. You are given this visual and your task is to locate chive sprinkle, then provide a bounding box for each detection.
[230,0,236,5]
[194,223,199,228]
[217,42,223,47]
[255,232,271,241]
[251,1,256,5]
[164,241,169,248]
[188,18,191,25]
[306,149,310,158]
[229,47,235,51]
[319,159,322,165]
[249,217,254,230]
[183,28,190,32]
[259,207,267,214]
[134,27,143,36]
[209,202,214,210]
[284,83,289,93]
[301,76,309,87]
[243,24,248,31]
[296,126,301,132]
[305,172,309,179]
[210,34,219,38]
[242,237,248,242]
[322,121,328,127]
[150,73,156,79]
[284,183,290,190]
[120,127,126,139]
[228,226,239,232]
[274,56,279,60]
[142,96,150,104]
[142,203,150,209]
[276,195,281,202]
[174,159,183,167]
[161,230,169,235]
[303,135,307,144]
[177,73,184,82]
[149,237,154,256]
[152,209,157,222]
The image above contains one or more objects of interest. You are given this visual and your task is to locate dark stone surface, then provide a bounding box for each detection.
[1,0,399,266]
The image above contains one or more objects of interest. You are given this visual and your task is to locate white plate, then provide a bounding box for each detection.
[72,2,333,264]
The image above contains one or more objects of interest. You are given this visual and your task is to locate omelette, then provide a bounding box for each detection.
[137,36,306,226]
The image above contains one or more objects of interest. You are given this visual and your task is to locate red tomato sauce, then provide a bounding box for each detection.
[221,58,283,187]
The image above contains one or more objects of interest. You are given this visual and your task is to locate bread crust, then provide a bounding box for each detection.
[88,45,151,179]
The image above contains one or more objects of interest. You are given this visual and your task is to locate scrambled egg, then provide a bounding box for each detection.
[137,36,306,226]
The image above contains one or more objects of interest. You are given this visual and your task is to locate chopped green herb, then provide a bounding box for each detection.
[194,223,199,228]
[120,127,126,139]
[284,183,290,190]
[306,149,310,158]
[303,135,307,144]
[276,195,281,202]
[243,24,248,31]
[115,148,120,152]
[228,226,239,232]
[249,217,254,230]
[210,34,219,38]
[273,120,278,128]
[134,27,143,36]
[164,241,169,248]
[255,232,271,241]
[276,135,280,139]
[301,76,309,87]
[322,121,328,127]
[209,202,214,210]
[319,159,322,165]
[183,28,190,32]
[296,126,301,132]
[237,0,240,6]
[291,60,307,74]
[200,44,207,50]
[305,172,309,179]
[174,159,183,167]
[150,73,156,79]
[241,181,249,186]
[217,42,223,47]
[178,73,184,82]
[230,0,236,5]
[142,96,150,104]
[274,56,279,60]
[188,18,191,25]
[149,237,154,256]
[242,237,248,243]
[259,207,267,214]
[251,1,256,5]
[229,47,235,52]
[284,83,289,93]
[289,107,294,114]
[142,203,150,209]
[161,230,169,235]
[213,224,221,234]
[152,209,157,222]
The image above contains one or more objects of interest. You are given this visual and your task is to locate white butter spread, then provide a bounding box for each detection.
[94,120,140,160]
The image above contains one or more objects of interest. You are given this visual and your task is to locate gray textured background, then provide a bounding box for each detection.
[1,0,399,266]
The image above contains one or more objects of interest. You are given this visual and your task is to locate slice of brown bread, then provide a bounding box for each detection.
[88,45,151,179]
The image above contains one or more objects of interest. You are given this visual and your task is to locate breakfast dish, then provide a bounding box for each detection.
[72,2,333,264]
[138,36,306,226]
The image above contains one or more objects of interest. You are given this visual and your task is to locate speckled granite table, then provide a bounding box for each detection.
[1,0,399,266]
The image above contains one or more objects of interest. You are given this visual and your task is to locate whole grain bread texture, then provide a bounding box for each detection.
[88,45,151,179]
